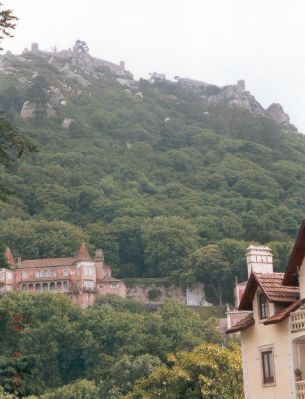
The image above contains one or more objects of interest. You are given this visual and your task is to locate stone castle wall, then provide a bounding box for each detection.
[124,279,212,307]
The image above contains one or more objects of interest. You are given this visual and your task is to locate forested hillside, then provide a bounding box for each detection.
[0,45,304,303]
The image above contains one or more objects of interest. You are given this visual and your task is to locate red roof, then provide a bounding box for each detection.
[263,299,305,325]
[75,242,92,261]
[283,218,305,286]
[226,314,255,334]
[239,272,299,311]
[20,257,76,269]
[4,247,15,265]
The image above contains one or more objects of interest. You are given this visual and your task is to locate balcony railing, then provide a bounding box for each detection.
[291,308,305,333]
[296,380,305,399]
[83,287,96,293]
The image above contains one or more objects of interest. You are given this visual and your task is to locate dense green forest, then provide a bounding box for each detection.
[0,293,242,398]
[0,49,304,302]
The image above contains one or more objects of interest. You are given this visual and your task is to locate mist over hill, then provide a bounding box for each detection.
[0,42,304,303]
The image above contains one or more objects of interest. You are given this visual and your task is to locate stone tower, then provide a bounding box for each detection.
[31,43,39,54]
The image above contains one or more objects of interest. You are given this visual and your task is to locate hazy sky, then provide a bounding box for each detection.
[3,0,305,132]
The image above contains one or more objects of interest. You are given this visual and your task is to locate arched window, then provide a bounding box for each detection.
[21,284,27,292]
[50,282,56,291]
[35,283,41,291]
[43,283,48,291]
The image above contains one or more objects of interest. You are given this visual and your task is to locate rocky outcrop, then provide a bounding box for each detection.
[116,77,138,90]
[62,118,74,129]
[60,64,90,87]
[175,77,298,132]
[265,103,297,132]
[20,101,36,120]
[49,86,65,103]
[20,101,56,120]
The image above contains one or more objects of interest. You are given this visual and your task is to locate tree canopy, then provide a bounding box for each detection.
[0,293,220,397]
[123,343,243,399]
[0,2,17,50]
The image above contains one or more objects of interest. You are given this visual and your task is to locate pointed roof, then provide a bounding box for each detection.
[226,314,255,334]
[4,247,15,265]
[283,218,305,286]
[263,298,305,325]
[75,242,92,261]
[238,272,299,311]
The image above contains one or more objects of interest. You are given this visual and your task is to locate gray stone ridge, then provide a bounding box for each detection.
[19,42,128,77]
[173,76,298,133]
[0,42,298,133]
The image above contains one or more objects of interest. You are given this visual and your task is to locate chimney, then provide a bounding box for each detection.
[246,245,273,278]
[95,249,104,262]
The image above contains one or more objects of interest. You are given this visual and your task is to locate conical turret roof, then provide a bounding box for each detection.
[75,242,92,261]
[4,247,15,265]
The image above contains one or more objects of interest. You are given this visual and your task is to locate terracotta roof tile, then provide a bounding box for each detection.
[255,273,299,302]
[239,272,299,311]
[4,247,15,265]
[264,299,305,325]
[20,258,75,269]
[226,314,255,334]
[75,242,92,261]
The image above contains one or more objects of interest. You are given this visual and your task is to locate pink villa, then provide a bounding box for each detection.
[0,243,127,307]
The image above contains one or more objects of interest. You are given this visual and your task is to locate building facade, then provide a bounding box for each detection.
[0,244,126,307]
[227,220,305,399]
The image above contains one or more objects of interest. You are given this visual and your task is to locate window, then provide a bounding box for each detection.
[84,280,94,288]
[35,283,41,291]
[21,271,27,279]
[261,348,275,385]
[63,268,69,276]
[63,281,68,291]
[111,283,118,288]
[259,294,269,319]
[85,267,94,276]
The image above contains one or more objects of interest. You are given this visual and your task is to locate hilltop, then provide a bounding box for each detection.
[0,41,304,303]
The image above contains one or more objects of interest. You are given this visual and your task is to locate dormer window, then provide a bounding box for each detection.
[259,293,269,319]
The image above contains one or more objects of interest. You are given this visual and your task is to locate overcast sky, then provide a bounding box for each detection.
[3,0,305,132]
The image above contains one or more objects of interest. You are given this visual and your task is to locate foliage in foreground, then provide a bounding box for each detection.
[124,343,243,399]
[0,293,220,397]
[3,345,242,399]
